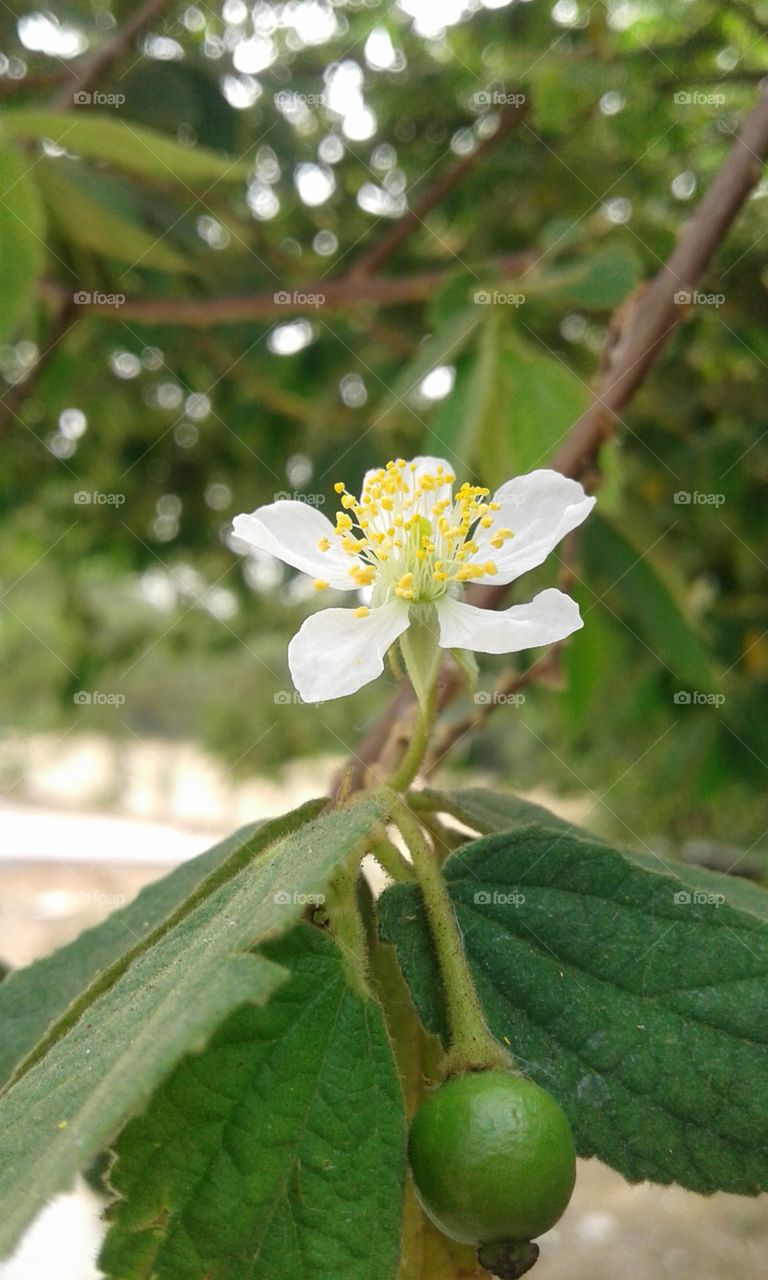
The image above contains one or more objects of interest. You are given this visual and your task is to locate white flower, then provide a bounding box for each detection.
[233,457,595,702]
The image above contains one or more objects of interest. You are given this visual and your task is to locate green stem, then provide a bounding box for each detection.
[391,799,511,1076]
[326,847,370,997]
[369,825,416,883]
[388,680,439,792]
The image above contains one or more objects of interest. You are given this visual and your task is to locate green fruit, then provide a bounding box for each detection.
[408,1070,576,1248]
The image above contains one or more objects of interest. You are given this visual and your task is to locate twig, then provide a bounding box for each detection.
[40,252,536,326]
[349,101,529,279]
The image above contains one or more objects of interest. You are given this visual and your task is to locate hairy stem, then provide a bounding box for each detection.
[391,799,510,1075]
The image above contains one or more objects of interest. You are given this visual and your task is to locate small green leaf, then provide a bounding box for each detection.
[485,329,589,478]
[37,162,190,272]
[4,112,251,185]
[552,244,643,309]
[379,822,768,1194]
[400,605,441,710]
[0,137,45,341]
[428,316,500,465]
[377,308,479,430]
[412,785,575,836]
[583,513,716,688]
[0,794,390,1259]
[101,925,406,1280]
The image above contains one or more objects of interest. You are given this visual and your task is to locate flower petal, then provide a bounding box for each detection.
[232,502,359,590]
[436,588,583,655]
[466,470,595,585]
[288,602,410,702]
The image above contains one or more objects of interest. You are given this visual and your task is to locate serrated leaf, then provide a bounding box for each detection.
[0,137,45,341]
[4,112,251,185]
[583,513,716,688]
[0,793,390,1259]
[101,924,405,1280]
[37,162,189,272]
[0,802,322,1089]
[379,822,768,1195]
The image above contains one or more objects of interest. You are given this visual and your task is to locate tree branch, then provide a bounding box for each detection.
[40,252,536,325]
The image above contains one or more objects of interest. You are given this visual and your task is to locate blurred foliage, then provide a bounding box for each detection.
[1,0,768,851]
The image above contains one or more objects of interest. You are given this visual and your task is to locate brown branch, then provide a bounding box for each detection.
[336,83,768,791]
[40,252,536,326]
[349,101,529,279]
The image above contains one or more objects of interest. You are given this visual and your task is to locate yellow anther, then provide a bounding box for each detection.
[341,494,356,509]
[484,560,497,575]
[336,513,353,531]
[334,481,345,493]
[317,537,331,552]
[354,606,369,619]
[480,516,494,528]
[314,580,329,591]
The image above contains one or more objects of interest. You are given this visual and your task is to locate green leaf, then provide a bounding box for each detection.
[3,112,251,185]
[0,793,390,1259]
[412,785,575,836]
[0,802,322,1089]
[376,308,480,429]
[379,822,768,1195]
[101,925,405,1280]
[551,244,643,309]
[37,162,190,272]
[484,329,590,477]
[0,136,45,341]
[583,513,717,688]
[428,317,500,466]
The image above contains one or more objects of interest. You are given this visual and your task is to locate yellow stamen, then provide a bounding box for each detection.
[314,580,329,591]
[354,606,369,618]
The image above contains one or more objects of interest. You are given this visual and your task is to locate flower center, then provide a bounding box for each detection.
[314,459,515,605]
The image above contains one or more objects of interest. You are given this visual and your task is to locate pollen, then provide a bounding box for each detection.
[313,580,329,591]
[322,459,506,606]
[354,606,370,618]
